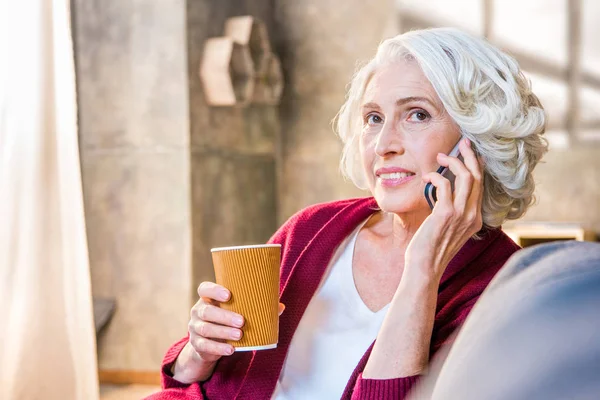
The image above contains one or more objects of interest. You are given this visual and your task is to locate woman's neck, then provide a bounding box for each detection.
[364,208,430,249]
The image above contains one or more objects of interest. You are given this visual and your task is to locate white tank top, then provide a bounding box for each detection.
[271,219,390,399]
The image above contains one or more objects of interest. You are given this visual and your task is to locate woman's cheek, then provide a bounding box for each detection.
[360,131,378,152]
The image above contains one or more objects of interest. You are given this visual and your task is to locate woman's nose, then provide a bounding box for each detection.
[375,124,405,157]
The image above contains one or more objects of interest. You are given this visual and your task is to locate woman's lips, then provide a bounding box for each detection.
[375,168,416,188]
[377,172,416,188]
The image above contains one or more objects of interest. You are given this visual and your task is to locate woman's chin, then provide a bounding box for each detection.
[373,191,427,215]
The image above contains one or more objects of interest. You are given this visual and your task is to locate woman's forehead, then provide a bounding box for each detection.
[362,61,440,106]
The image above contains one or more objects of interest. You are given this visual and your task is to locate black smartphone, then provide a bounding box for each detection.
[424,137,464,210]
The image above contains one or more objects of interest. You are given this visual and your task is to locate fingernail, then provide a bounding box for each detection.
[226,346,234,355]
[464,137,470,145]
[219,290,230,301]
[231,330,242,339]
[233,316,244,327]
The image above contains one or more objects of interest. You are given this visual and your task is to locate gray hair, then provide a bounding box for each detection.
[335,28,548,228]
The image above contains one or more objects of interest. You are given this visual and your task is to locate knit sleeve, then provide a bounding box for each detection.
[141,336,206,400]
[160,336,192,389]
[350,373,420,400]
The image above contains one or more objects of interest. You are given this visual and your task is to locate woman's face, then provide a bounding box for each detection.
[360,59,462,215]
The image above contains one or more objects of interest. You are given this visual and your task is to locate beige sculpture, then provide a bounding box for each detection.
[199,37,254,107]
[225,16,271,77]
[200,16,284,107]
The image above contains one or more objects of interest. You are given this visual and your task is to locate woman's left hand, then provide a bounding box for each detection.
[405,137,484,284]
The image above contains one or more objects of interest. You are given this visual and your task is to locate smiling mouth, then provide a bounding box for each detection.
[376,170,416,188]
[378,172,415,180]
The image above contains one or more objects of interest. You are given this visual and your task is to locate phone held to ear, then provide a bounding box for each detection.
[424,136,464,210]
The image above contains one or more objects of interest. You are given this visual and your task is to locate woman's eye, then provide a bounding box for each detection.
[408,110,430,122]
[366,114,383,125]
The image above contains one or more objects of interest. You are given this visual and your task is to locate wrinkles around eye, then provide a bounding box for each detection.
[364,113,384,126]
[407,109,431,122]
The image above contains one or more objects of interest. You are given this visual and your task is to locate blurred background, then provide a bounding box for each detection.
[1,0,599,399]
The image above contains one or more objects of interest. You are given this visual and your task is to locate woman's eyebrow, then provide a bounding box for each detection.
[395,96,435,107]
[361,96,437,112]
[361,102,381,111]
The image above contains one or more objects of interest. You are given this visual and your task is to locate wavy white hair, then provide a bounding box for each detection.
[336,28,548,228]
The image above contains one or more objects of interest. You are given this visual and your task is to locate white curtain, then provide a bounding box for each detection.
[0,0,99,399]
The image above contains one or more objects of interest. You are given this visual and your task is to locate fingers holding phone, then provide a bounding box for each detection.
[423,137,484,231]
[423,136,464,209]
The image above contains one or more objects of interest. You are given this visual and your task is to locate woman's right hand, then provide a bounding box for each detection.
[189,282,245,361]
[171,281,243,383]
[172,281,285,384]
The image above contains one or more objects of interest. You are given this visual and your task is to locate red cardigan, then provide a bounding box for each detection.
[146,197,519,400]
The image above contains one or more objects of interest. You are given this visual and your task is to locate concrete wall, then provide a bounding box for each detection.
[74,0,279,373]
[73,0,192,371]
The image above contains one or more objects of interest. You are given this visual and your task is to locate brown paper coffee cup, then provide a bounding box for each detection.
[211,244,281,351]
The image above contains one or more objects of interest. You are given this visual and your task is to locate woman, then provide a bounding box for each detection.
[149,27,547,399]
